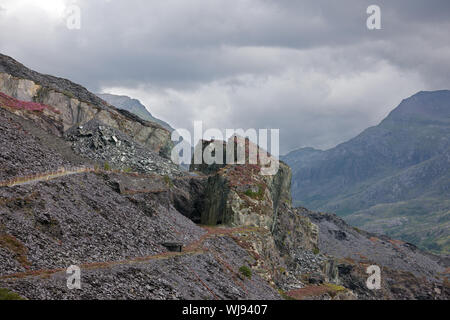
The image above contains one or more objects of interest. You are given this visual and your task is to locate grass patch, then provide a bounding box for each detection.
[244,185,264,200]
[0,288,24,300]
[353,226,362,234]
[62,90,76,99]
[324,283,347,297]
[163,175,173,188]
[239,265,252,279]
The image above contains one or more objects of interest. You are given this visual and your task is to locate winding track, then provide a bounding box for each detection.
[0,167,95,188]
[0,226,260,281]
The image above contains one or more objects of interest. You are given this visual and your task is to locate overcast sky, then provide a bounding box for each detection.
[1,0,449,154]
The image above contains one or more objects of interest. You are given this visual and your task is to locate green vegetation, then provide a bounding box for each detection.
[239,265,252,279]
[62,90,76,99]
[244,185,264,200]
[34,87,50,103]
[163,175,173,188]
[347,198,450,255]
[0,288,24,300]
[324,283,347,297]
[104,161,111,171]
[313,247,320,255]
[353,227,362,234]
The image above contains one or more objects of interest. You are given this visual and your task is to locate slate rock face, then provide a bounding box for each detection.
[185,138,327,292]
[0,236,281,300]
[0,54,173,158]
[0,54,107,108]
[190,138,292,229]
[299,208,447,279]
[65,119,182,177]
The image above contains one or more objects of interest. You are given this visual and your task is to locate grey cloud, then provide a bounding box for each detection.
[0,0,448,153]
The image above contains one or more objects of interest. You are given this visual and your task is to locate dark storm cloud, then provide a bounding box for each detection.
[0,0,448,153]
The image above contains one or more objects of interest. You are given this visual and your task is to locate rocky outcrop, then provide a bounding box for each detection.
[187,138,325,291]
[298,208,449,299]
[190,138,292,229]
[0,54,173,158]
[299,208,447,279]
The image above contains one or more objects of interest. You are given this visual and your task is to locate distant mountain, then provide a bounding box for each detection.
[283,90,450,254]
[281,147,324,170]
[98,93,174,132]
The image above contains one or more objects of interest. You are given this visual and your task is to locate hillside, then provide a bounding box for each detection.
[283,91,450,254]
[0,54,448,300]
[98,93,174,132]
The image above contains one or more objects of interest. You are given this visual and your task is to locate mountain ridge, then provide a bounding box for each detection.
[283,90,450,254]
[98,93,174,132]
